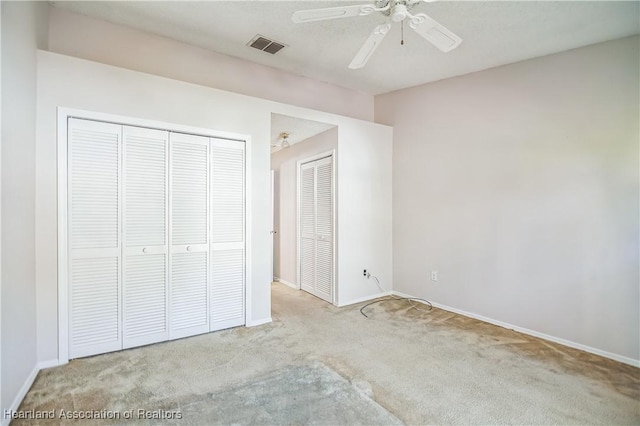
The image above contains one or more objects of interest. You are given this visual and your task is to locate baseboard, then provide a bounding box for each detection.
[38,359,61,370]
[2,364,40,426]
[246,317,272,327]
[274,278,297,289]
[393,290,640,368]
[337,291,391,307]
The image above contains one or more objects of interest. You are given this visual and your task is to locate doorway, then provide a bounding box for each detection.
[270,113,337,303]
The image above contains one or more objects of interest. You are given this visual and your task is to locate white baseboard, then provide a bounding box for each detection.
[38,359,62,370]
[2,364,39,426]
[393,291,640,368]
[273,278,297,289]
[337,291,391,307]
[246,317,272,327]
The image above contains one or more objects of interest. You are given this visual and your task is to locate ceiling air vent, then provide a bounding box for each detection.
[248,35,286,55]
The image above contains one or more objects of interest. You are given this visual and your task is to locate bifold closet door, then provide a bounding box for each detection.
[122,126,169,349]
[210,138,245,331]
[169,132,210,339]
[68,118,122,359]
[67,118,246,359]
[299,156,333,303]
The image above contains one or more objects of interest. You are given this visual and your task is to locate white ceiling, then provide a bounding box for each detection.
[271,113,336,151]
[52,1,640,95]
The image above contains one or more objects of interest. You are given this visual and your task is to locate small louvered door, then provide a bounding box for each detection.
[299,155,333,303]
[300,162,316,297]
[68,118,122,358]
[210,138,245,331]
[122,126,169,349]
[314,157,333,302]
[169,132,210,339]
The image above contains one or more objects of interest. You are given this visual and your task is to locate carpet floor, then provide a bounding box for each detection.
[15,282,640,425]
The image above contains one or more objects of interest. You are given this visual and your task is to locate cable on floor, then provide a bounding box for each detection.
[360,274,433,318]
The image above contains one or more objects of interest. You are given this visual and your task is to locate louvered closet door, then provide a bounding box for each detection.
[68,118,122,358]
[122,126,169,349]
[299,156,334,303]
[299,162,317,297]
[314,156,333,302]
[210,138,245,331]
[169,132,210,339]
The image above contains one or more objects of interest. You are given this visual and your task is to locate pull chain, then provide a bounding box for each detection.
[401,19,405,45]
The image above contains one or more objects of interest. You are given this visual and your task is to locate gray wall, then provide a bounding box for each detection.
[271,128,338,286]
[375,36,639,362]
[1,0,49,414]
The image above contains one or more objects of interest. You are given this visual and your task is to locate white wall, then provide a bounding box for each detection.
[271,127,338,287]
[336,122,394,305]
[36,51,393,364]
[47,7,374,122]
[375,36,639,364]
[1,0,49,417]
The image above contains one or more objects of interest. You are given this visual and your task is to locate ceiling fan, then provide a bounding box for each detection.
[291,0,462,69]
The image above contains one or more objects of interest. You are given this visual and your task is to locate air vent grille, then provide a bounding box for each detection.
[248,35,287,55]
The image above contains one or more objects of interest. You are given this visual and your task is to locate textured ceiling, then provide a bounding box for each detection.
[52,1,639,95]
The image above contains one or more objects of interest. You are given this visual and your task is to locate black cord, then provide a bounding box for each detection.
[360,296,433,318]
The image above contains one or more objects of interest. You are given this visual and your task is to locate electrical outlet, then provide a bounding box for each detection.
[363,269,367,277]
[431,270,438,281]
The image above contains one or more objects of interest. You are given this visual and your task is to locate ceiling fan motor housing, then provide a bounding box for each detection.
[392,4,408,22]
[378,0,419,19]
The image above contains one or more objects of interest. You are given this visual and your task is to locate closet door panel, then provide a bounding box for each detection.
[299,163,316,294]
[68,118,122,358]
[171,134,209,246]
[314,158,333,302]
[210,139,245,330]
[211,248,244,329]
[69,119,120,250]
[69,257,120,358]
[171,251,209,333]
[122,126,169,348]
[169,133,210,339]
[123,254,167,346]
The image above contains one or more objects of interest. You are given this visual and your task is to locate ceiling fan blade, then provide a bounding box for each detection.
[409,13,462,52]
[292,4,378,23]
[349,23,392,69]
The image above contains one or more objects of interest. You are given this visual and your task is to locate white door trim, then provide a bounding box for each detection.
[296,150,336,305]
[57,107,252,364]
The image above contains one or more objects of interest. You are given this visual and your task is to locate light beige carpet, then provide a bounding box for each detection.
[15,282,640,425]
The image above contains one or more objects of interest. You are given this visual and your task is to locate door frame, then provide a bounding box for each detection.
[296,150,336,305]
[57,107,252,364]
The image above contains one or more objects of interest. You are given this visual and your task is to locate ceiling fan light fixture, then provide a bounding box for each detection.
[279,132,291,149]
